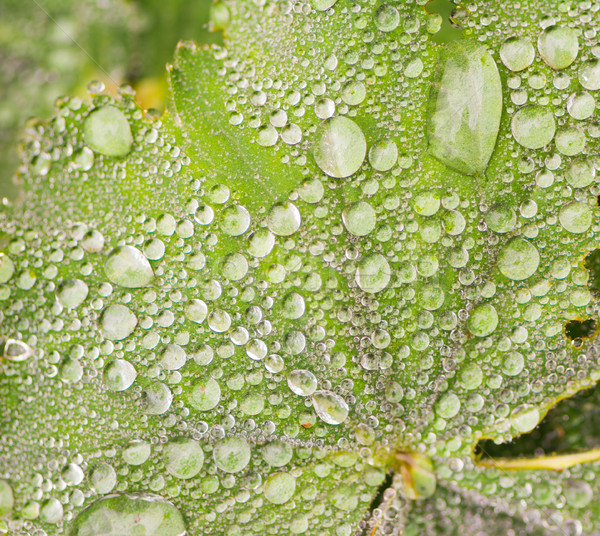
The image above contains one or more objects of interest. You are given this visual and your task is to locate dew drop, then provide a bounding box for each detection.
[104,246,154,288]
[163,439,204,479]
[312,390,349,425]
[100,304,137,341]
[500,36,535,72]
[103,359,137,391]
[511,106,556,149]
[213,437,251,473]
[313,117,366,178]
[538,25,579,70]
[497,238,540,281]
[83,106,133,157]
[355,253,391,294]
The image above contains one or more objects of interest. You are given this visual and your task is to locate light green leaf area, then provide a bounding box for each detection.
[2,0,600,535]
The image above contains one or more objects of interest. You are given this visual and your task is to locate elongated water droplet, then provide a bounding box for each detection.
[312,390,349,425]
[427,40,502,175]
[313,117,366,178]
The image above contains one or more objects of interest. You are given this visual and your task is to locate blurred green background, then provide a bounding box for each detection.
[0,0,218,200]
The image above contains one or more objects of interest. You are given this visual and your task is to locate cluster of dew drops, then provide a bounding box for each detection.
[2,0,600,535]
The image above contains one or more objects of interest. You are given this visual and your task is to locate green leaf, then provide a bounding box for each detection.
[2,0,600,535]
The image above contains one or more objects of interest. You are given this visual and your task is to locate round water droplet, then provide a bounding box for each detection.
[567,91,596,120]
[208,309,232,332]
[355,253,391,294]
[281,292,306,320]
[247,229,275,258]
[90,463,116,494]
[287,369,318,396]
[511,106,556,149]
[368,139,398,171]
[189,378,221,411]
[257,125,278,147]
[341,81,366,106]
[100,304,137,341]
[537,25,579,70]
[559,202,592,234]
[497,238,540,281]
[564,480,593,508]
[104,246,153,288]
[578,58,600,90]
[468,304,499,337]
[566,158,595,188]
[123,440,151,465]
[70,494,186,536]
[141,381,173,415]
[267,202,301,236]
[374,4,399,32]
[555,127,586,156]
[502,351,525,376]
[221,205,251,236]
[500,36,535,72]
[163,439,204,479]
[264,472,296,504]
[413,190,440,216]
[104,359,137,391]
[213,437,251,473]
[342,201,376,236]
[436,393,460,419]
[40,498,63,524]
[83,106,133,157]
[485,204,517,233]
[160,344,186,371]
[185,299,208,324]
[312,390,349,425]
[56,279,88,308]
[313,117,366,178]
[0,481,13,517]
[262,441,293,467]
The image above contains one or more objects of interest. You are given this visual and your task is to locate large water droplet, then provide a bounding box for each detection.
[103,359,137,391]
[342,201,376,236]
[104,246,153,288]
[163,439,205,479]
[511,106,556,149]
[263,472,296,504]
[468,303,498,337]
[189,378,221,411]
[267,202,301,236]
[287,369,318,396]
[355,253,391,294]
[100,304,137,340]
[579,58,600,90]
[69,494,186,536]
[313,117,366,178]
[538,25,579,70]
[56,279,88,308]
[141,381,173,415]
[559,202,592,234]
[500,36,535,72]
[427,39,502,175]
[213,437,251,473]
[497,238,540,281]
[312,390,349,425]
[83,106,133,157]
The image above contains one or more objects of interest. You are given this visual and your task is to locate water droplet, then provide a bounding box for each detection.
[261,441,293,467]
[511,106,556,149]
[435,393,460,419]
[341,81,366,106]
[427,40,502,175]
[83,106,132,157]
[368,139,398,171]
[56,279,88,308]
[100,304,137,341]
[257,125,278,147]
[267,202,301,236]
[104,359,137,391]
[104,246,154,288]
[485,204,517,233]
[311,0,337,11]
[313,117,366,178]
[2,339,33,362]
[500,36,535,72]
[263,472,296,504]
[564,480,593,508]
[221,205,251,236]
[160,344,187,371]
[567,91,596,120]
[0,481,13,517]
[40,498,63,524]
[281,292,306,319]
[555,127,586,156]
[141,381,173,415]
[90,463,116,494]
[213,437,251,473]
[70,494,186,536]
[566,158,595,188]
[355,253,391,294]
[287,369,318,396]
[342,201,376,236]
[497,238,540,281]
[185,298,208,324]
[163,439,204,479]
[468,304,498,337]
[189,378,221,411]
[312,390,349,425]
[374,4,399,32]
[578,58,600,90]
[538,26,579,70]
[0,254,15,283]
[559,202,592,234]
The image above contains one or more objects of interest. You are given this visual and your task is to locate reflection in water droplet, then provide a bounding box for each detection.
[313,117,366,178]
[342,201,376,236]
[141,382,173,415]
[312,390,349,425]
[104,246,154,288]
[511,106,556,149]
[538,25,579,70]
[267,202,301,236]
[263,472,296,504]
